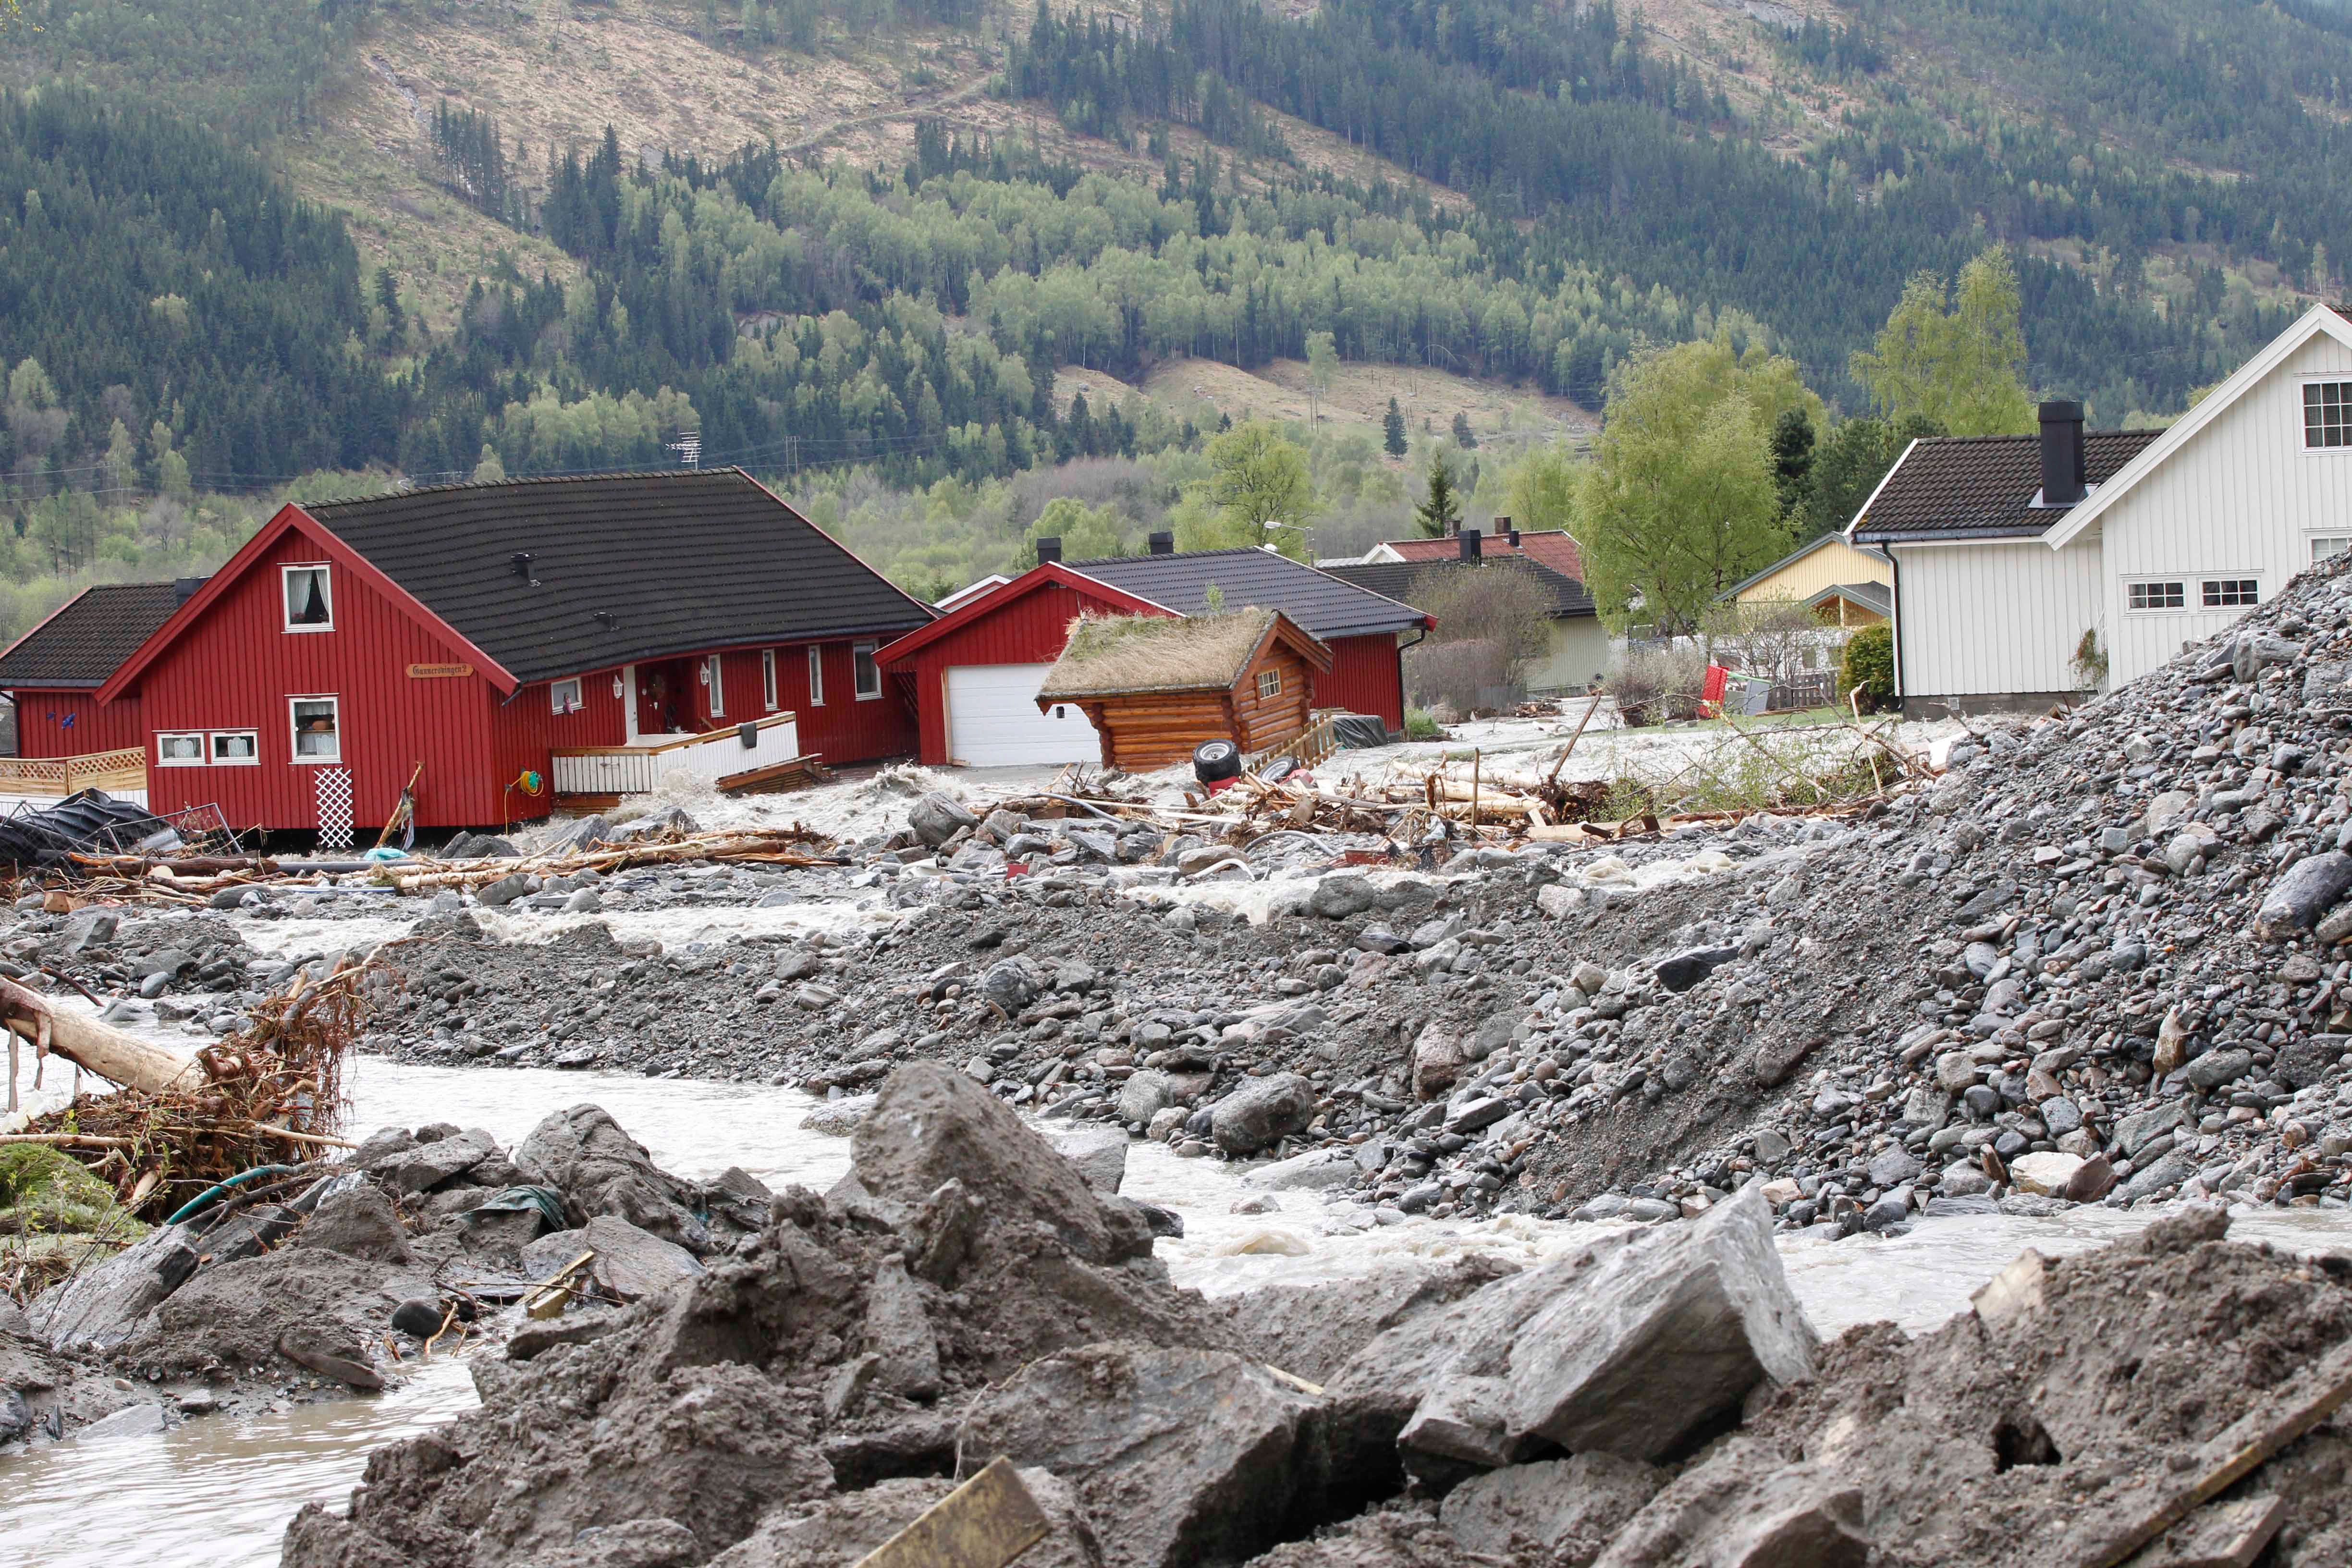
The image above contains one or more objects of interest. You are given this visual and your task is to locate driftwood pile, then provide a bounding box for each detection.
[2,961,358,1220]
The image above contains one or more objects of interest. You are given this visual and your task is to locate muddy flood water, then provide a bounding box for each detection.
[11,1056,2352,1566]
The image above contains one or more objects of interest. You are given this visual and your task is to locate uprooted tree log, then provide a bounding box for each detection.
[4,961,360,1218]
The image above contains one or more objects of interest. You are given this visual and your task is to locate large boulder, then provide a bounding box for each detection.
[2256,851,2352,939]
[1048,1127,1130,1194]
[850,1064,1153,1269]
[909,792,980,849]
[373,1127,500,1194]
[1210,1074,1318,1156]
[116,1246,431,1378]
[27,1223,201,1351]
[1324,1186,1816,1476]
[517,1106,712,1253]
[706,1470,1103,1568]
[1217,1256,1524,1386]
[297,1183,414,1264]
[523,1214,705,1303]
[1441,1454,1665,1564]
[954,1344,1323,1568]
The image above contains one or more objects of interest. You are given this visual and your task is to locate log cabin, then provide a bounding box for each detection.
[1036,608,1331,771]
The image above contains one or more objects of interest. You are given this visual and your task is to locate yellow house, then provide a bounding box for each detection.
[1727,534,1893,627]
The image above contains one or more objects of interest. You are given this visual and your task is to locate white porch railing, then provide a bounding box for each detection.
[551,712,802,797]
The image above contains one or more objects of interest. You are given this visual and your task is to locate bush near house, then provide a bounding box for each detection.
[1406,637,1511,715]
[1842,624,1896,712]
[1605,640,1709,727]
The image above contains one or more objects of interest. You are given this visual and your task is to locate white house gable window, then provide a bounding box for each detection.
[854,642,882,700]
[282,564,333,630]
[1256,668,1283,699]
[2203,579,2260,608]
[210,730,258,764]
[2127,581,2186,612]
[290,696,341,762]
[2307,382,2352,450]
[551,677,584,714]
[158,732,204,766]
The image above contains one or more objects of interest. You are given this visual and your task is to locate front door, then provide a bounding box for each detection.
[637,660,694,736]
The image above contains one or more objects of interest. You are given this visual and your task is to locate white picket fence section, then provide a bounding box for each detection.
[551,711,801,796]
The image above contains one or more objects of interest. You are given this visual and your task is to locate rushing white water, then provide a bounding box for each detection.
[8,1058,2352,1567]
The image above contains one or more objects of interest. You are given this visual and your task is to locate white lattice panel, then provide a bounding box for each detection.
[315,767,354,850]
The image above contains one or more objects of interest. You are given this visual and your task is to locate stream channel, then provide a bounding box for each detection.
[10,1056,2352,1566]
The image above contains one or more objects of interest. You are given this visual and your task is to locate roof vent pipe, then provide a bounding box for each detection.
[1035,536,1062,564]
[1495,515,1519,548]
[1460,528,1482,563]
[511,551,537,583]
[2038,401,2087,507]
[1148,531,1175,555]
[172,576,208,604]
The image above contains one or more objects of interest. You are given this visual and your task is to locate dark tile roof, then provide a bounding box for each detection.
[1376,528,1586,580]
[0,583,186,689]
[1853,431,2160,542]
[1811,580,1892,618]
[304,469,932,686]
[1322,557,1596,620]
[1065,548,1429,640]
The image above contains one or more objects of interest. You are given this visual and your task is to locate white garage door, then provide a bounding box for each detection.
[945,663,1102,766]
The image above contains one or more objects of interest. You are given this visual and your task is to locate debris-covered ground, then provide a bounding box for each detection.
[258,1067,2352,1568]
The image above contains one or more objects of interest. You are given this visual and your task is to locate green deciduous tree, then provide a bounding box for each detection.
[1502,442,1582,539]
[1304,330,1337,429]
[1578,337,1809,637]
[1203,418,1313,557]
[1849,246,2034,437]
[1026,495,1127,561]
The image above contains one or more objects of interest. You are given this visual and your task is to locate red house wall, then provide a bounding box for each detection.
[1317,635,1408,731]
[485,669,630,822]
[701,641,915,764]
[891,580,1158,765]
[130,530,506,831]
[7,689,147,758]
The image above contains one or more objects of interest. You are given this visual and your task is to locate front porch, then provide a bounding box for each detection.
[551,711,813,805]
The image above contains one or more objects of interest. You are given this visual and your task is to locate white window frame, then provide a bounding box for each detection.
[704,654,725,717]
[157,731,205,767]
[2302,378,2352,454]
[2311,535,2352,564]
[1255,667,1283,699]
[288,695,342,764]
[550,676,584,715]
[853,641,882,701]
[2201,577,2260,609]
[762,649,779,711]
[208,729,259,766]
[2125,579,2188,613]
[281,564,334,632]
[807,645,826,706]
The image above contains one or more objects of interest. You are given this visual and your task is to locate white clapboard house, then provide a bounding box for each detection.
[1849,303,2352,711]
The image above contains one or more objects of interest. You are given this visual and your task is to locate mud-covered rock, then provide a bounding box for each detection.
[297,1182,414,1264]
[706,1469,1103,1568]
[516,1105,714,1253]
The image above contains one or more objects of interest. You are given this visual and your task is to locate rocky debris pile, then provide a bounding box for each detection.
[3,1102,769,1446]
[282,1068,2352,1568]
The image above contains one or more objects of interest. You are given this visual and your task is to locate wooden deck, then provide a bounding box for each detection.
[551,713,807,801]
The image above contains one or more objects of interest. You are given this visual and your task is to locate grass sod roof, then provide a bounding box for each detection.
[1038,608,1319,699]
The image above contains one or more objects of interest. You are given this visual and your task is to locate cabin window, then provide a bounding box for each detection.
[551,677,584,715]
[2127,581,2186,612]
[2203,579,2259,608]
[854,642,882,700]
[2314,537,2352,564]
[1256,668,1284,699]
[762,649,779,711]
[2307,382,2352,450]
[282,564,333,631]
[157,732,204,766]
[704,655,725,717]
[290,696,341,762]
[209,730,258,765]
[807,646,826,706]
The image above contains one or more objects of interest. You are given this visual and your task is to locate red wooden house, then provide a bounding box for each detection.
[876,539,1431,767]
[2,469,932,834]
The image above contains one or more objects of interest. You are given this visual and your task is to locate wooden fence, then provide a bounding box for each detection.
[0,747,148,798]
